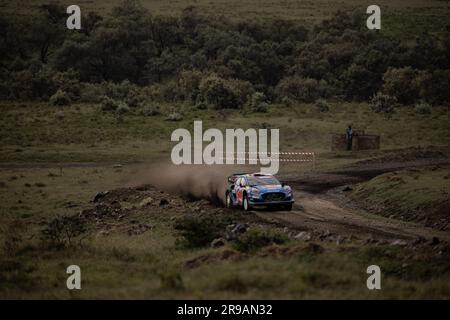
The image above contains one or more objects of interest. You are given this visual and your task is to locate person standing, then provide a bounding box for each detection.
[346,125,353,150]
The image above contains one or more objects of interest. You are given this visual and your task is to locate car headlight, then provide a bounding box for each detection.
[251,187,260,198]
[284,186,292,196]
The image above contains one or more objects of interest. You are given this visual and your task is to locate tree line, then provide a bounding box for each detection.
[0,0,449,111]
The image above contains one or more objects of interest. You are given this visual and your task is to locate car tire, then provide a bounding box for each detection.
[284,204,293,211]
[243,195,251,211]
[226,193,233,208]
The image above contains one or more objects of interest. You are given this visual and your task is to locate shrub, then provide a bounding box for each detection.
[52,69,81,101]
[276,76,330,103]
[140,104,161,116]
[79,83,105,103]
[253,102,269,113]
[281,96,293,107]
[100,96,120,112]
[232,228,288,253]
[116,102,131,114]
[174,214,232,248]
[49,89,72,106]
[382,67,419,105]
[416,70,450,106]
[370,92,397,113]
[315,99,330,112]
[199,74,241,109]
[165,112,183,121]
[414,102,431,115]
[41,215,86,248]
[178,70,203,102]
[250,92,269,112]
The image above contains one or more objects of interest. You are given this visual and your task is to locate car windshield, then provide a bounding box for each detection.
[247,176,280,186]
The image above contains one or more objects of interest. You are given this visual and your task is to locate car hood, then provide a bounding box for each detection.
[253,185,287,193]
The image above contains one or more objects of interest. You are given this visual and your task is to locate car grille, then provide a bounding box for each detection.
[262,192,286,201]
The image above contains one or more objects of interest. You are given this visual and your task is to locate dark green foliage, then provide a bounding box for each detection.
[0,1,448,107]
[382,67,419,105]
[41,215,86,248]
[232,228,288,253]
[49,90,71,106]
[174,213,232,248]
[370,92,397,113]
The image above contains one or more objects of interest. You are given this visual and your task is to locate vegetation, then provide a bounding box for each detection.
[351,168,450,227]
[1,1,449,109]
[0,0,449,299]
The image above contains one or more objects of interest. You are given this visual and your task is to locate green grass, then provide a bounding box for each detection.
[0,101,449,299]
[1,102,449,166]
[351,167,450,224]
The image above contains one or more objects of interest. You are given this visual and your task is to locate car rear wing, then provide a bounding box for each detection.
[227,173,248,184]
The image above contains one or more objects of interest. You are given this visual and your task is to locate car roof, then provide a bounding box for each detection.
[243,173,274,178]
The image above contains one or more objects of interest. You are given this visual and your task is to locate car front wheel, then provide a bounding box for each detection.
[243,195,251,211]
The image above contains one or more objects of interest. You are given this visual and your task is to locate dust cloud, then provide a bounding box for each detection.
[128,163,255,205]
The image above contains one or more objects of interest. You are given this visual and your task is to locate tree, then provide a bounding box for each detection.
[382,67,418,105]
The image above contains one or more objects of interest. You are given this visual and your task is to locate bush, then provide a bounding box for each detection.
[41,215,86,248]
[79,83,105,103]
[315,99,329,112]
[276,76,330,103]
[232,228,288,253]
[382,67,418,105]
[253,102,269,113]
[416,70,450,106]
[140,104,161,116]
[281,96,293,107]
[100,96,120,112]
[116,102,130,114]
[250,92,269,112]
[370,92,397,113]
[49,89,72,106]
[165,112,183,121]
[174,214,231,248]
[414,102,431,115]
[199,74,241,109]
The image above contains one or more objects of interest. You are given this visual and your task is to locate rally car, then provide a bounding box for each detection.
[225,173,294,211]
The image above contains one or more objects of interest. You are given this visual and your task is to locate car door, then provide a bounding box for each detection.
[236,177,246,204]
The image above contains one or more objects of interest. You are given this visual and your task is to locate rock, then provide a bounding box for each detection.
[430,237,440,246]
[231,223,248,234]
[159,199,169,206]
[139,197,154,207]
[294,231,312,241]
[93,191,109,203]
[211,238,226,248]
[165,112,183,121]
[390,239,408,246]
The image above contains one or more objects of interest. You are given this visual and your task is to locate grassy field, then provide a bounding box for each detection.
[0,101,449,299]
[1,102,449,164]
[351,167,450,226]
[1,0,449,39]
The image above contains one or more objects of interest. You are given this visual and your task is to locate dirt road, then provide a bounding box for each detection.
[258,152,450,243]
[256,189,450,243]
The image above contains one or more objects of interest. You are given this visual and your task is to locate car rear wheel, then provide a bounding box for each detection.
[226,193,233,208]
[243,195,251,211]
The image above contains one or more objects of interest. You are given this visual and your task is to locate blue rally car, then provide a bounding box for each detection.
[225,173,294,211]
